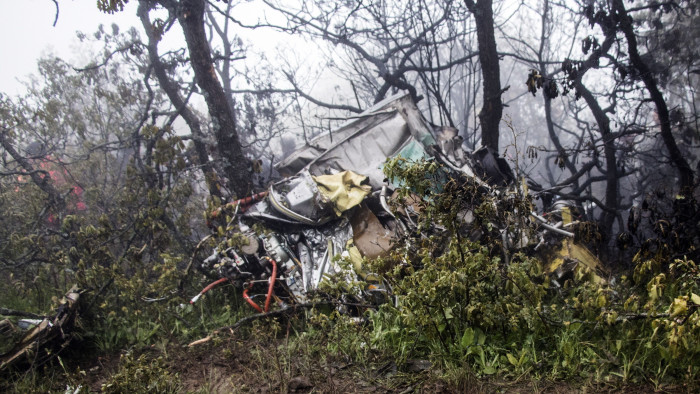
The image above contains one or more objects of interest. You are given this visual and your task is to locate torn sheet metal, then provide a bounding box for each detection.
[267,170,335,226]
[277,94,436,190]
[471,146,515,187]
[302,220,356,293]
[200,93,523,312]
[313,171,372,216]
[350,204,394,259]
[198,93,599,314]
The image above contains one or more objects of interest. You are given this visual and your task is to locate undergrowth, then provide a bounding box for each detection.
[2,158,698,392]
[369,157,700,389]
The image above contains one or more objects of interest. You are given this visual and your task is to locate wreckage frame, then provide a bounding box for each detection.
[194,93,596,314]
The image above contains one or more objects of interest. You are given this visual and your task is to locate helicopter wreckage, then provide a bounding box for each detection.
[1,94,604,370]
[194,93,605,314]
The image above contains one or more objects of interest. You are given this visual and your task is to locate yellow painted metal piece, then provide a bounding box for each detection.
[345,239,380,283]
[546,238,606,285]
[561,206,572,225]
[313,171,372,216]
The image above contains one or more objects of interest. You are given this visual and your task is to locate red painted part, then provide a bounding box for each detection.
[210,191,269,221]
[233,191,269,209]
[243,284,263,313]
[241,257,278,313]
[17,156,88,217]
[200,277,229,295]
[261,257,278,312]
[191,277,229,303]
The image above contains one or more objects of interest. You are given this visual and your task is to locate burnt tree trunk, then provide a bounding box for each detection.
[465,0,503,152]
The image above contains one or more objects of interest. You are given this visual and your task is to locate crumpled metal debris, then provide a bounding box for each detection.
[545,238,607,286]
[277,94,436,189]
[197,93,602,312]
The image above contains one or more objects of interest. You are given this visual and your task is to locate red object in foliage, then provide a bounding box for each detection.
[17,155,87,222]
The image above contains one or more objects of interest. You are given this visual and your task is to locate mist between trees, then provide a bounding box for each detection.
[0,0,698,385]
[3,0,699,243]
[2,0,698,277]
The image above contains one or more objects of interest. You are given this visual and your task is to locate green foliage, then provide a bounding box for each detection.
[2,369,62,394]
[236,310,385,392]
[0,47,237,360]
[101,351,180,393]
[1,32,697,389]
[368,158,700,386]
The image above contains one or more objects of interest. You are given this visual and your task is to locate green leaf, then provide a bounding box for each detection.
[476,328,486,346]
[691,293,700,305]
[444,306,453,319]
[506,352,518,366]
[461,327,474,349]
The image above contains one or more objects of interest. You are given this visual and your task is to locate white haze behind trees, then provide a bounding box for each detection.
[0,1,350,161]
[0,1,138,96]
[0,0,569,151]
[1,0,697,246]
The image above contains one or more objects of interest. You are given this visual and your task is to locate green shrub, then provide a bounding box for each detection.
[369,157,700,386]
[101,351,180,393]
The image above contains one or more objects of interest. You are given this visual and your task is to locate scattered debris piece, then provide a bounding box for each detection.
[0,286,82,371]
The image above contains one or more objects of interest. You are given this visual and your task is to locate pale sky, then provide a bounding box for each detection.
[0,1,322,97]
[0,0,139,96]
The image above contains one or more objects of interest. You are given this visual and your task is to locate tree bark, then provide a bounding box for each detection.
[138,1,223,199]
[576,83,619,240]
[570,23,619,243]
[613,0,694,193]
[174,0,253,198]
[465,0,503,152]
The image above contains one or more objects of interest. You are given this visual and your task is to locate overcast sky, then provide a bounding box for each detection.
[0,0,139,96]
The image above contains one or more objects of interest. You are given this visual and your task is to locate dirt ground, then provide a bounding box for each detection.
[78,341,413,393]
[2,335,691,393]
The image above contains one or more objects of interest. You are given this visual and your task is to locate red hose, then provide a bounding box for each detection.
[190,277,229,304]
[262,257,278,312]
[241,257,278,313]
[243,284,263,313]
[234,191,269,208]
[209,191,269,221]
